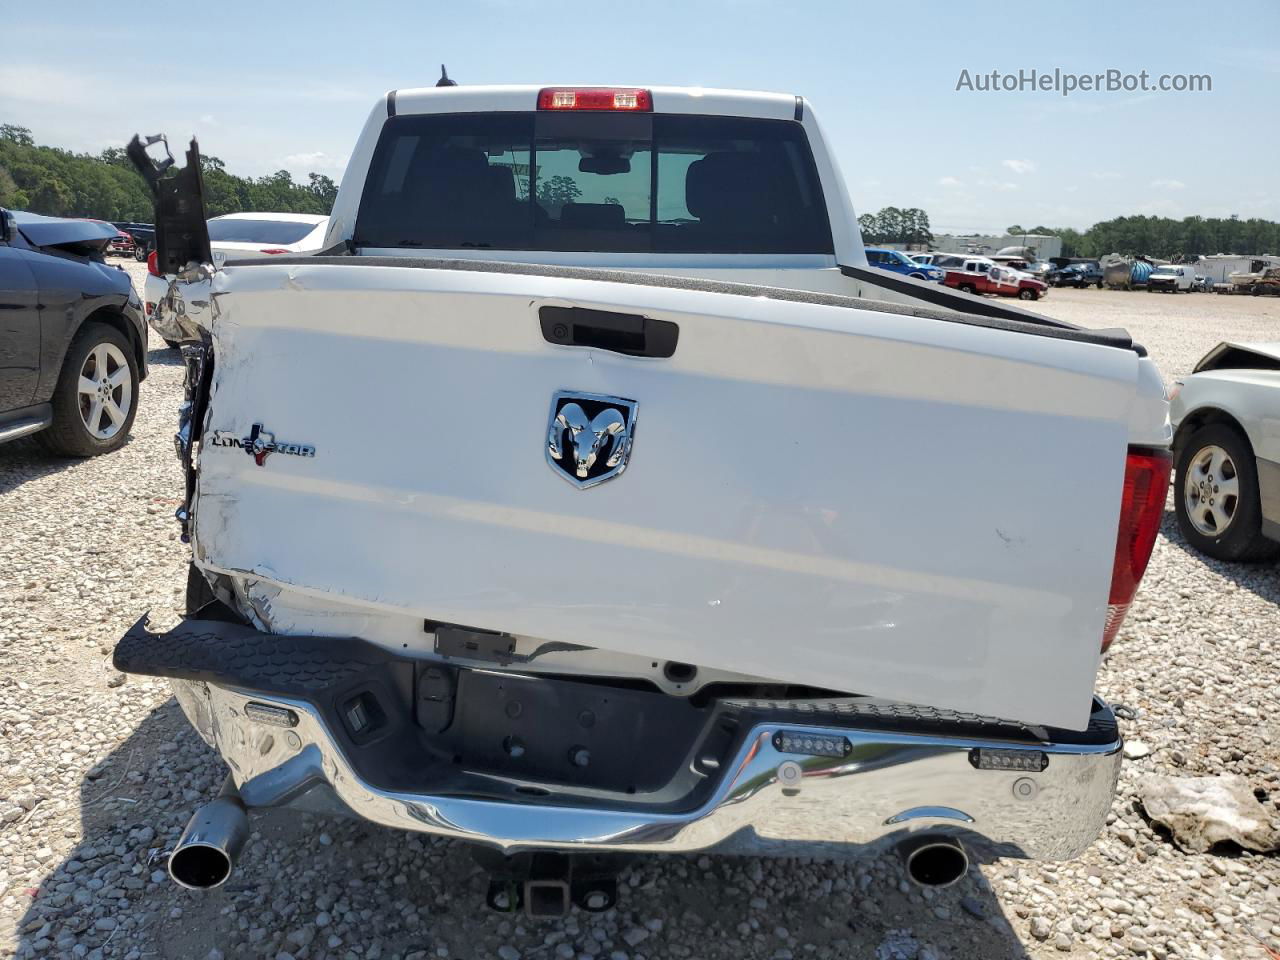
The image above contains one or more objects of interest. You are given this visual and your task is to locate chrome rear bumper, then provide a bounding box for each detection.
[171,681,1119,862]
[120,617,1121,862]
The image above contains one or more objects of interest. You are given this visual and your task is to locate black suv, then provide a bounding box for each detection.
[0,209,148,455]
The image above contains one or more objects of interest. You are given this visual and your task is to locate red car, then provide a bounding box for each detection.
[944,263,1048,301]
[85,219,136,257]
[107,228,135,257]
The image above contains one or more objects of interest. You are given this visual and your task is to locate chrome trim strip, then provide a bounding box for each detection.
[884,806,975,825]
[181,681,1122,862]
[0,416,51,444]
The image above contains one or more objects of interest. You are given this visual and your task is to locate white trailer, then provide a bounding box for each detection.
[1195,254,1280,285]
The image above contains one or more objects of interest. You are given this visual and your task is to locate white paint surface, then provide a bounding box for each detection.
[194,262,1168,730]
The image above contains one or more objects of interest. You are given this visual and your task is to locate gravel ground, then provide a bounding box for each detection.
[1,272,1278,960]
[1031,285,1280,383]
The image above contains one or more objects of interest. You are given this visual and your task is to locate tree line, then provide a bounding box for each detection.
[1036,216,1280,261]
[858,207,934,246]
[0,124,336,222]
[865,209,1280,260]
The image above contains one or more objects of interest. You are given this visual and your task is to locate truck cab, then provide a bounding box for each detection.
[327,86,863,297]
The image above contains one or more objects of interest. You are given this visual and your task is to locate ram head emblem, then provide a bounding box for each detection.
[546,392,638,488]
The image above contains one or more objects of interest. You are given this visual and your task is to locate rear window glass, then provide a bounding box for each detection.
[207,219,317,245]
[354,112,833,255]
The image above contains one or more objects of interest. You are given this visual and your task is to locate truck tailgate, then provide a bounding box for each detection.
[194,261,1155,730]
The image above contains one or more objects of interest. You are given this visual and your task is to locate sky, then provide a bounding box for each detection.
[2,1,1275,234]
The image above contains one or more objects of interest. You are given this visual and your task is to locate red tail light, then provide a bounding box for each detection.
[259,248,289,255]
[146,250,161,277]
[537,87,652,111]
[1101,448,1171,652]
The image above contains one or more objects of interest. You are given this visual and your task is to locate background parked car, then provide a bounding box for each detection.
[206,212,329,265]
[931,253,979,271]
[1148,264,1195,293]
[943,262,1048,300]
[98,223,136,258]
[1051,262,1104,288]
[0,209,147,455]
[935,254,993,273]
[145,212,330,346]
[1170,341,1280,561]
[935,253,1039,283]
[990,254,1053,283]
[113,221,156,261]
[864,247,944,281]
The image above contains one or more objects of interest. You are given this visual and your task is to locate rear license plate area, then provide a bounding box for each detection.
[440,670,708,794]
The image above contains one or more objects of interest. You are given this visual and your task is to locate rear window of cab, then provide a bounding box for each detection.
[354,112,834,255]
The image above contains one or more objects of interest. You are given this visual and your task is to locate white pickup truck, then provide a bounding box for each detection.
[118,84,1171,912]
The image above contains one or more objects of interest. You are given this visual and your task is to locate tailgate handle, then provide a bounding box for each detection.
[540,306,678,358]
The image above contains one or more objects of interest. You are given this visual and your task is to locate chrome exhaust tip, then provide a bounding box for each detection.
[168,777,248,890]
[899,835,969,888]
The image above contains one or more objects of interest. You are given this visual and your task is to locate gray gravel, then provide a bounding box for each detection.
[1032,283,1280,383]
[2,272,1279,959]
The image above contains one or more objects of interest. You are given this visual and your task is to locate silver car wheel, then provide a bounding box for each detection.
[1183,444,1239,536]
[77,342,133,440]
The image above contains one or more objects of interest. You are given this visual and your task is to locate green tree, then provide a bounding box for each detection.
[857,212,880,243]
[0,166,29,209]
[876,206,904,243]
[858,207,932,246]
[1066,213,1280,260]
[1051,227,1086,258]
[27,174,74,214]
[537,174,582,211]
[902,207,933,245]
[0,128,335,220]
[307,173,339,207]
[0,124,34,147]
[98,147,131,169]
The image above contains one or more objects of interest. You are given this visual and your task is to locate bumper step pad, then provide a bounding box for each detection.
[115,615,393,696]
[115,615,1117,747]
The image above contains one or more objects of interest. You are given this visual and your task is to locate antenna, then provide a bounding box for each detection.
[436,65,457,88]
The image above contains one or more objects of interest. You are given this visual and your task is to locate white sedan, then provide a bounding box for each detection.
[1170,341,1280,561]
[146,213,329,345]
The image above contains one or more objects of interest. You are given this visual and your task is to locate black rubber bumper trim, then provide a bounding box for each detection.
[731,696,1118,747]
[114,614,395,696]
[114,615,1114,745]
